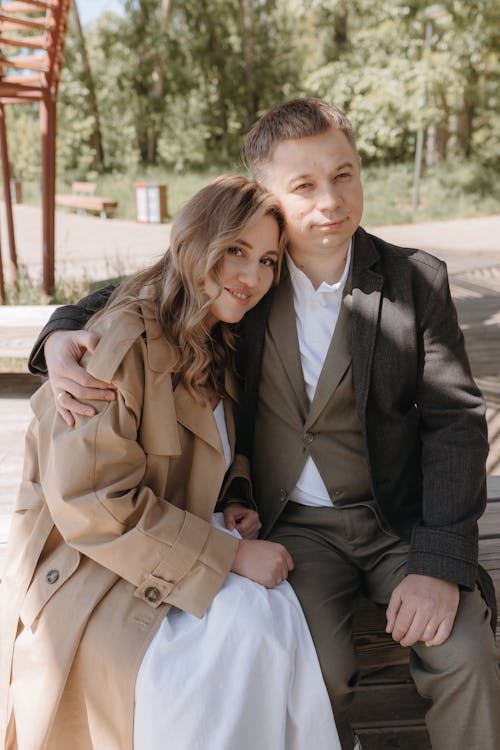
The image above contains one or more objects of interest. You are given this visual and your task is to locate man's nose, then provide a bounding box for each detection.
[317,183,342,212]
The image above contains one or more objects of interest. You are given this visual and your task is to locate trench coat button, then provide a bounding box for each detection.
[46,569,59,584]
[302,432,314,445]
[279,488,287,502]
[144,586,161,603]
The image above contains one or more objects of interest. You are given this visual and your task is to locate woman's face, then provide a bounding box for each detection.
[205,213,280,327]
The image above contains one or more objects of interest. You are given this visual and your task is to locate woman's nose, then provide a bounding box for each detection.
[237,260,260,286]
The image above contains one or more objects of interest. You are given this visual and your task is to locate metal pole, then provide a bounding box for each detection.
[412,18,433,211]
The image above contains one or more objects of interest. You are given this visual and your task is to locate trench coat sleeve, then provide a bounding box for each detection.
[219,453,256,509]
[28,285,117,375]
[33,331,239,619]
[406,261,489,588]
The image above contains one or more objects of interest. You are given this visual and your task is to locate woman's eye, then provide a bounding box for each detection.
[260,257,276,267]
[295,183,311,191]
[227,246,242,256]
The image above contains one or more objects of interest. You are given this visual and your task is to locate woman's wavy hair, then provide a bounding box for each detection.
[99,174,285,400]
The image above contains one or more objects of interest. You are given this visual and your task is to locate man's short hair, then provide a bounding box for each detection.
[244,98,357,179]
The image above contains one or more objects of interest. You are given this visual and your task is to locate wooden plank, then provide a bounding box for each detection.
[1,1,53,11]
[55,194,118,212]
[0,15,51,32]
[355,726,431,750]
[2,54,49,72]
[0,34,49,50]
[348,682,431,725]
[479,501,500,537]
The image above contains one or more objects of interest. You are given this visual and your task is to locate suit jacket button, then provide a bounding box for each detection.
[145,586,161,603]
[46,569,59,584]
[279,488,287,502]
[303,432,314,444]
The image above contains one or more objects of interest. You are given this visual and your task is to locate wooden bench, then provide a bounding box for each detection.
[55,181,118,219]
[349,476,500,749]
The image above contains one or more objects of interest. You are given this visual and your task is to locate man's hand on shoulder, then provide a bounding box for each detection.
[386,574,460,648]
[45,330,116,427]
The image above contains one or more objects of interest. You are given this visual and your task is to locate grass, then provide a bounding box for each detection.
[17,158,500,226]
[5,158,499,306]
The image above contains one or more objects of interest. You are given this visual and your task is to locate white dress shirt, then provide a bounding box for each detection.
[287,243,352,507]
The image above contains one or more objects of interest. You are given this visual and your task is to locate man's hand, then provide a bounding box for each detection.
[386,574,460,648]
[231,539,294,588]
[223,504,262,539]
[45,330,116,427]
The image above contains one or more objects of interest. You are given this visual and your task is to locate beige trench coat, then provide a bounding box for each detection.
[0,301,241,750]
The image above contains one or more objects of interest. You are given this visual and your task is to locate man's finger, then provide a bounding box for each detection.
[390,604,418,643]
[385,590,402,633]
[425,617,454,647]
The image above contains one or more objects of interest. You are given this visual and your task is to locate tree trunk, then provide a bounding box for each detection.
[426,89,449,165]
[70,4,105,171]
[456,67,478,159]
[198,0,229,160]
[241,0,257,132]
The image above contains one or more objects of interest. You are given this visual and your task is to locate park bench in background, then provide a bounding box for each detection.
[349,475,500,749]
[55,181,118,219]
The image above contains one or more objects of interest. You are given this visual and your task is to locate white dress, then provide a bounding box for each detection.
[134,403,341,750]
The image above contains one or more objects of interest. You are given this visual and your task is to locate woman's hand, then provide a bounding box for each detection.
[223,504,261,539]
[45,330,116,426]
[231,539,294,588]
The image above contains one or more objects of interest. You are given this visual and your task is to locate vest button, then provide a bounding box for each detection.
[279,488,287,502]
[46,569,59,584]
[145,586,161,603]
[303,432,314,444]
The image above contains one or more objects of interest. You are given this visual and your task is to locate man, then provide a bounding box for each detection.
[29,99,499,749]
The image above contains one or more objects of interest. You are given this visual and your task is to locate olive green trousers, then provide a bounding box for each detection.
[269,501,500,750]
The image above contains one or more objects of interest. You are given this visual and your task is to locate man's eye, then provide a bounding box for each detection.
[295,183,311,191]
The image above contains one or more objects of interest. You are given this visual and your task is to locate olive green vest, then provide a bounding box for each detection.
[252,268,372,536]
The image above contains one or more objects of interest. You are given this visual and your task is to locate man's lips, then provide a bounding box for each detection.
[316,218,348,230]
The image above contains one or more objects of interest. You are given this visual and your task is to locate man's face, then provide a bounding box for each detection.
[259,127,363,260]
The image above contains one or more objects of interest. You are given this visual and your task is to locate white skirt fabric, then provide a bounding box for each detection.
[134,514,340,750]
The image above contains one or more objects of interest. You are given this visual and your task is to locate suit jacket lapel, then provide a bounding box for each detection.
[305,287,352,429]
[267,268,309,416]
[351,228,384,423]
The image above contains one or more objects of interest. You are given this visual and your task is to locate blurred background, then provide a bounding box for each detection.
[6,0,500,225]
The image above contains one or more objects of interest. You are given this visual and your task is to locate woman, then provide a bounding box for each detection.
[0,176,340,750]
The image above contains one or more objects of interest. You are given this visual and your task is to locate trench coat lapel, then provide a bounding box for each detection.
[143,302,234,459]
[174,370,238,457]
[305,289,352,429]
[267,269,309,417]
[351,228,384,423]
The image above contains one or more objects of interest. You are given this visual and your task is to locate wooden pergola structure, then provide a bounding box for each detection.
[0,0,72,302]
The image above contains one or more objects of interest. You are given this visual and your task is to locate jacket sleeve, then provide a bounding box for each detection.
[33,330,239,618]
[28,285,117,375]
[406,260,489,589]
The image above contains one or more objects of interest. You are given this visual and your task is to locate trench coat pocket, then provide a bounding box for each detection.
[20,545,80,628]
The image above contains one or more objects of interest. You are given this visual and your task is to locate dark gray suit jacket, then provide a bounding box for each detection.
[236,227,490,596]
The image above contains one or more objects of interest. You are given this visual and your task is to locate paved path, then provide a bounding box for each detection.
[1,208,499,572]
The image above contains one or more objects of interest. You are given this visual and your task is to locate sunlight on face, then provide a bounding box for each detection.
[205,213,280,328]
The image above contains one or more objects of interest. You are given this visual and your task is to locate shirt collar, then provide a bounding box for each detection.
[286,240,352,296]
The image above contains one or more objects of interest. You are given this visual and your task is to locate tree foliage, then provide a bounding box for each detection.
[5,0,499,183]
